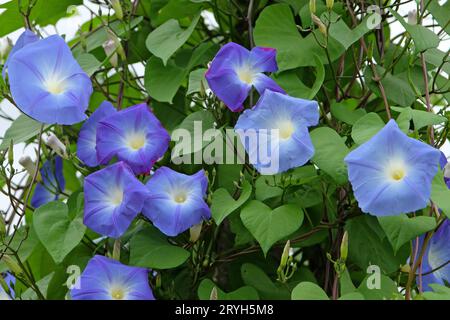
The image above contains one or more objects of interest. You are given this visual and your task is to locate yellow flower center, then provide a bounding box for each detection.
[44,78,67,95]
[387,160,407,182]
[111,288,125,300]
[110,188,124,206]
[127,133,146,150]
[278,121,295,140]
[237,67,254,84]
[173,192,187,204]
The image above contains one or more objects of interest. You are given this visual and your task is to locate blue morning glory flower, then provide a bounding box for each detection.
[31,156,65,208]
[234,89,319,174]
[2,30,38,79]
[417,219,450,291]
[142,167,211,237]
[70,255,155,300]
[96,104,170,175]
[7,35,93,124]
[205,42,285,112]
[345,119,441,216]
[77,101,116,167]
[83,162,148,238]
[439,152,450,188]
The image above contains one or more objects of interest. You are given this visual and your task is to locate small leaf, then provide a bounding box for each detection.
[211,181,252,225]
[351,113,385,145]
[240,201,303,256]
[146,14,200,65]
[291,282,329,300]
[310,127,349,184]
[129,226,190,269]
[378,214,436,253]
[197,279,259,300]
[0,115,47,150]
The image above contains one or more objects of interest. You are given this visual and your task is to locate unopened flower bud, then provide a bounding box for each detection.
[407,10,417,25]
[112,239,121,261]
[309,0,316,14]
[1,255,22,275]
[103,30,125,67]
[110,0,124,20]
[280,240,291,269]
[0,214,5,238]
[340,231,349,261]
[0,37,12,61]
[18,156,41,181]
[400,264,411,273]
[45,133,67,158]
[210,286,218,300]
[326,0,334,10]
[312,14,327,36]
[8,140,14,166]
[189,222,203,243]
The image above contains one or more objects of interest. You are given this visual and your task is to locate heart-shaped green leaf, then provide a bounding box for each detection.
[211,180,252,225]
[197,279,259,300]
[291,282,329,300]
[240,201,303,256]
[378,214,436,253]
[129,226,190,269]
[33,201,86,264]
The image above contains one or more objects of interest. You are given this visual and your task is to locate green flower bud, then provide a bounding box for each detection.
[312,14,327,36]
[309,0,316,14]
[340,231,349,261]
[326,0,334,10]
[8,140,14,166]
[2,255,23,275]
[110,0,124,20]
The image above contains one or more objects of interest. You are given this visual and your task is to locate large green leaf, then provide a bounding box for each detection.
[310,127,349,184]
[291,282,329,300]
[240,201,303,256]
[254,4,371,70]
[351,113,385,145]
[129,226,190,269]
[0,114,46,150]
[427,2,450,36]
[330,100,367,125]
[33,201,86,264]
[197,279,259,300]
[211,180,252,225]
[378,214,436,253]
[144,56,186,103]
[423,284,450,300]
[345,215,409,274]
[146,14,200,65]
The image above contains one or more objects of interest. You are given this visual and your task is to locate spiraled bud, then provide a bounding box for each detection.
[280,240,291,269]
[110,0,124,20]
[340,231,349,261]
[0,37,12,61]
[210,286,218,300]
[0,213,6,238]
[400,264,411,273]
[326,0,334,10]
[407,10,417,25]
[8,140,14,166]
[103,40,118,68]
[112,239,121,261]
[18,156,41,181]
[312,14,327,36]
[189,222,203,243]
[309,0,316,14]
[46,133,67,158]
[1,255,22,275]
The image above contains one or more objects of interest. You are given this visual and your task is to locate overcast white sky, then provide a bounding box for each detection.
[0,0,449,214]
